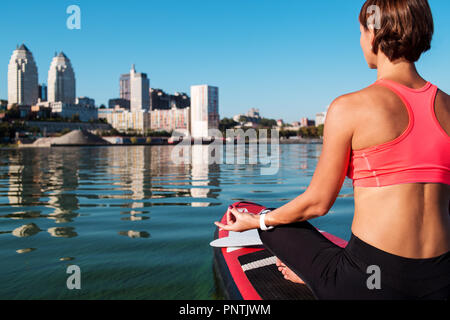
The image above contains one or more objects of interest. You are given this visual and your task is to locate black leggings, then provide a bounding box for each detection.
[258,221,450,300]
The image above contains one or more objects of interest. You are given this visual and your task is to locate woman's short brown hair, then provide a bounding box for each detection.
[359,0,434,62]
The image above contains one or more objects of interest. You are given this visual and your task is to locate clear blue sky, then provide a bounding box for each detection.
[1,0,449,123]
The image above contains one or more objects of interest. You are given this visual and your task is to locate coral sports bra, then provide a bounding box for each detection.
[347,79,450,188]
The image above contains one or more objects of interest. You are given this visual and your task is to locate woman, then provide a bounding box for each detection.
[215,0,450,300]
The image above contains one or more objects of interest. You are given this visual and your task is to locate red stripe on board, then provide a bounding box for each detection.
[219,213,263,300]
[321,231,348,248]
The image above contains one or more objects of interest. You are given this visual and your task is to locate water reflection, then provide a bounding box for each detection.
[191,145,220,207]
[16,248,37,254]
[59,257,75,261]
[2,222,45,239]
[118,230,151,238]
[46,151,80,223]
[121,216,150,221]
[12,223,41,237]
[47,226,78,238]
[101,146,221,206]
[2,149,81,226]
[2,211,44,219]
[0,146,223,248]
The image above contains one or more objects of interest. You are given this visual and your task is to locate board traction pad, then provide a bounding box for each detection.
[238,250,316,300]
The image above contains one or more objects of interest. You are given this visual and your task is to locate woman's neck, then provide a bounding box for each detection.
[376,54,424,85]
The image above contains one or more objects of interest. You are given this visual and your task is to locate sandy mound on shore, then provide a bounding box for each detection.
[30,130,110,147]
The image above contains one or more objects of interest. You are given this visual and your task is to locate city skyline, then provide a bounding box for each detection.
[3,41,331,123]
[1,0,450,123]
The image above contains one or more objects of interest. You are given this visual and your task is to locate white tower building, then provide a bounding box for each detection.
[47,52,76,104]
[315,105,330,126]
[129,64,150,111]
[7,44,39,106]
[190,85,219,139]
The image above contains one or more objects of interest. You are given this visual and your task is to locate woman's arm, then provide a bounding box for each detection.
[215,95,356,232]
[264,96,355,226]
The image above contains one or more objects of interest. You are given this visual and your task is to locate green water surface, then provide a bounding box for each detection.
[0,144,354,299]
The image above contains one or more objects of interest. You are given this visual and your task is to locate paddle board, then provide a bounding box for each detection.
[212,201,348,300]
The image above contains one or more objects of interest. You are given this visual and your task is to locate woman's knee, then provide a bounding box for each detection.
[257,222,310,249]
[258,221,314,240]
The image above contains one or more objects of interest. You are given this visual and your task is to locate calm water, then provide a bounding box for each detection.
[0,144,354,299]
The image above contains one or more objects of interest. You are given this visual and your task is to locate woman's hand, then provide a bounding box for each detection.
[214,206,260,232]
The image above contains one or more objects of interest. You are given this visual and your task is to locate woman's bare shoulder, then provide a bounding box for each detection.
[327,85,401,137]
[329,85,391,119]
[326,88,372,134]
[331,84,392,107]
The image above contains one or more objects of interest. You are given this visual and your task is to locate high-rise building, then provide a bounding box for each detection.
[315,105,330,126]
[150,88,170,110]
[150,88,190,110]
[129,65,150,112]
[120,73,130,100]
[171,92,190,109]
[108,98,130,110]
[315,112,327,126]
[48,52,76,104]
[100,65,151,133]
[190,85,219,138]
[7,44,39,106]
[38,83,47,102]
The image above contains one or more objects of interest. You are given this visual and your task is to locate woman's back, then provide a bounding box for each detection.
[218,0,450,299]
[348,79,450,258]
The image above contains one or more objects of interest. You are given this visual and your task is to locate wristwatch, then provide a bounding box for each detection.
[259,210,274,231]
